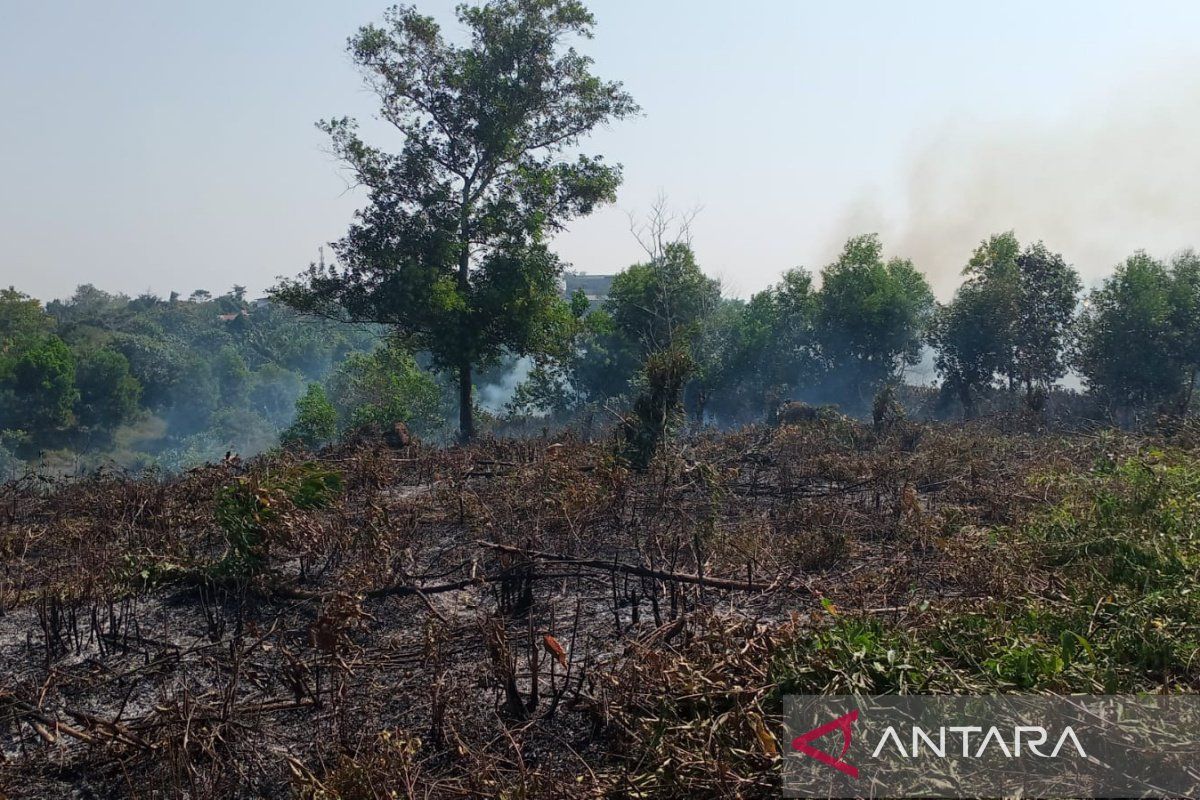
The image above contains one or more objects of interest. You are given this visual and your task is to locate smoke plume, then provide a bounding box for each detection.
[833,67,1200,299]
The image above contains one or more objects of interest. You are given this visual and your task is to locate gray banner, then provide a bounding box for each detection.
[782,695,1200,797]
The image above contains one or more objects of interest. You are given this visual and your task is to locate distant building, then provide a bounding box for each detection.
[562,272,615,310]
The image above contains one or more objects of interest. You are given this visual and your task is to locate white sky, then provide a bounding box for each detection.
[3,0,1200,303]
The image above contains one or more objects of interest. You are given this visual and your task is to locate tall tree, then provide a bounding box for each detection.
[606,243,721,357]
[1074,252,1181,415]
[2,335,78,436]
[1167,249,1200,413]
[74,349,142,430]
[274,0,638,440]
[928,281,1007,417]
[0,288,54,343]
[1010,242,1081,405]
[0,291,77,440]
[814,234,934,408]
[755,268,821,399]
[932,233,1079,415]
[697,268,820,423]
[603,240,724,421]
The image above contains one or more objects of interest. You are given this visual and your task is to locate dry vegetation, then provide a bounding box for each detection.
[2,416,1198,798]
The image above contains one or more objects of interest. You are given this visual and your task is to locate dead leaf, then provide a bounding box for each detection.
[543,634,568,669]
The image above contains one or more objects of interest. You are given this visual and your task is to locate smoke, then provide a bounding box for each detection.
[477,356,533,413]
[832,67,1200,299]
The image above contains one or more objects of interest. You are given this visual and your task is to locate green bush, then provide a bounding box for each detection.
[327,341,443,435]
[773,617,942,695]
[281,384,337,450]
[772,451,1200,695]
[618,347,693,470]
[214,462,343,574]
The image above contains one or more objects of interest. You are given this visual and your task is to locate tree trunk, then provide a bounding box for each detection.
[1179,368,1197,417]
[459,361,474,443]
[456,207,473,442]
[693,386,707,426]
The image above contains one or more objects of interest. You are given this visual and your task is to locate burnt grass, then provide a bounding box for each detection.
[0,417,1185,798]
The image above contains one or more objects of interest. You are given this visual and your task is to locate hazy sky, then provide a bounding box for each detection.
[3,0,1200,303]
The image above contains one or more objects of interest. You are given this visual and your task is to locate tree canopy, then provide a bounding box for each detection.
[813,234,935,409]
[0,285,384,471]
[931,233,1080,415]
[1075,251,1199,416]
[274,0,638,440]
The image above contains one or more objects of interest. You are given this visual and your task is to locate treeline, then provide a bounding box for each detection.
[503,231,1199,431]
[0,286,386,473]
[0,283,556,474]
[4,230,1197,476]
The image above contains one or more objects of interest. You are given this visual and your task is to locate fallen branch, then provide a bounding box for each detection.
[475,541,781,592]
[365,574,485,600]
[276,570,525,602]
[62,706,154,750]
[285,548,780,603]
[11,701,97,746]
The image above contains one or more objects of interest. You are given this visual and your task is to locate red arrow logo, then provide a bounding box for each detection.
[791,709,859,778]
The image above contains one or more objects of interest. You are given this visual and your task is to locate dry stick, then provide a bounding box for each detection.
[363,565,600,602]
[365,574,486,600]
[412,586,451,625]
[62,707,154,750]
[355,554,779,603]
[475,541,783,593]
[12,702,97,746]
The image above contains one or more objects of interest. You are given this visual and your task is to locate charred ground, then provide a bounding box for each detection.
[2,416,1198,798]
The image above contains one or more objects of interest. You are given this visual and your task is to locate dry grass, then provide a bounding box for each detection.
[0,417,1185,798]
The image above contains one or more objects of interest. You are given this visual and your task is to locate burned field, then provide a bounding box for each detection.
[2,419,1198,798]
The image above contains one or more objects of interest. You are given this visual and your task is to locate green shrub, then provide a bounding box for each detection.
[327,341,443,435]
[772,451,1200,696]
[281,384,337,450]
[214,462,343,574]
[618,347,693,470]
